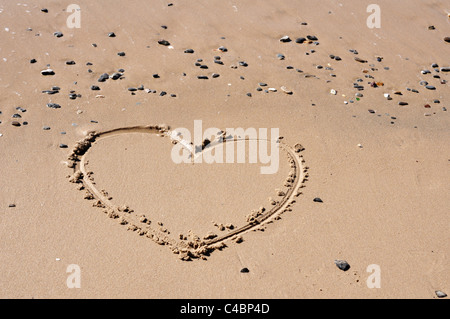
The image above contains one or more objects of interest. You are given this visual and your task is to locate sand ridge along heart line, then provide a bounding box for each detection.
[66,124,308,261]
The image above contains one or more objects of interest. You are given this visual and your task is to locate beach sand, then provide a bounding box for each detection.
[0,0,448,299]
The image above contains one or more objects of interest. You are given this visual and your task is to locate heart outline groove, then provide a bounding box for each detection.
[67,124,308,261]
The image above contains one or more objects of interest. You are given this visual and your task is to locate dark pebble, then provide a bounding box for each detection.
[59,144,68,148]
[212,73,220,78]
[153,74,160,78]
[398,102,408,106]
[108,32,116,37]
[354,57,367,63]
[444,37,450,43]
[307,35,318,41]
[158,40,170,46]
[117,52,126,56]
[240,268,250,273]
[47,103,61,109]
[128,87,137,92]
[53,31,63,38]
[239,61,248,67]
[295,37,306,44]
[41,8,48,13]
[256,87,262,91]
[334,260,350,271]
[276,53,285,60]
[425,85,436,90]
[279,36,291,43]
[12,114,21,118]
[184,49,194,54]
[441,67,450,72]
[65,60,76,65]
[160,91,167,96]
[110,72,122,80]
[11,121,21,127]
[246,93,252,97]
[43,126,51,130]
[214,60,224,65]
[30,59,37,64]
[313,197,323,203]
[90,85,101,90]
[98,73,109,82]
[197,75,208,79]
[218,46,227,52]
[199,65,208,69]
[8,204,16,208]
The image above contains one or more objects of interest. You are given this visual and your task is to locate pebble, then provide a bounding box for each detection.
[212,73,220,78]
[444,37,450,43]
[128,87,137,92]
[160,91,167,96]
[98,73,109,82]
[184,49,194,53]
[53,31,63,38]
[90,85,101,91]
[197,75,208,79]
[280,86,293,94]
[110,72,122,80]
[41,8,48,13]
[117,52,126,56]
[11,121,21,127]
[441,67,450,72]
[419,81,428,86]
[330,89,337,95]
[306,35,318,41]
[276,53,285,60]
[42,126,51,130]
[47,103,61,109]
[246,93,252,97]
[59,144,68,148]
[108,32,116,37]
[239,61,248,67]
[279,35,291,42]
[65,60,76,65]
[313,197,323,203]
[398,102,408,106]
[435,290,447,298]
[214,60,224,65]
[421,70,431,74]
[354,57,367,63]
[8,204,16,208]
[30,59,37,64]
[240,268,250,273]
[334,260,350,271]
[41,68,55,76]
[218,46,228,52]
[158,40,170,46]
[425,85,436,90]
[295,37,306,44]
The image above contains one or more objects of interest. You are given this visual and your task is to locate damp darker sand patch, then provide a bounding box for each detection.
[66,125,308,261]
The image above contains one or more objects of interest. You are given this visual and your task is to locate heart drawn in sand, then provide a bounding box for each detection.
[66,124,308,261]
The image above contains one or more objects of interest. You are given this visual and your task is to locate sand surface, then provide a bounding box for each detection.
[0,0,449,299]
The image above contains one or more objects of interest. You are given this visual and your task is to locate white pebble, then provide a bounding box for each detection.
[330,89,337,95]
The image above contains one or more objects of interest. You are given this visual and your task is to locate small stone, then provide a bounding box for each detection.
[153,74,160,78]
[11,121,21,127]
[212,73,220,78]
[127,87,137,92]
[240,268,250,273]
[9,204,16,208]
[160,91,167,96]
[108,32,116,37]
[398,102,408,106]
[30,59,37,64]
[239,61,248,67]
[425,85,436,90]
[295,37,307,44]
[59,144,68,149]
[444,37,450,43]
[306,35,318,41]
[117,52,126,56]
[90,85,101,91]
[53,31,63,38]
[41,68,55,76]
[279,35,291,42]
[246,93,252,97]
[334,260,350,271]
[41,8,48,13]
[46,103,61,109]
[110,73,122,80]
[276,53,285,60]
[43,126,51,130]
[98,73,109,82]
[281,86,293,95]
[184,49,194,53]
[218,46,227,52]
[65,60,76,65]
[313,197,323,203]
[158,39,170,46]
[197,75,208,80]
[435,290,447,298]
[440,67,450,72]
[354,57,367,63]
[330,89,337,95]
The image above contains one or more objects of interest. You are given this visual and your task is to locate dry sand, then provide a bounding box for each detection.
[0,0,449,299]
